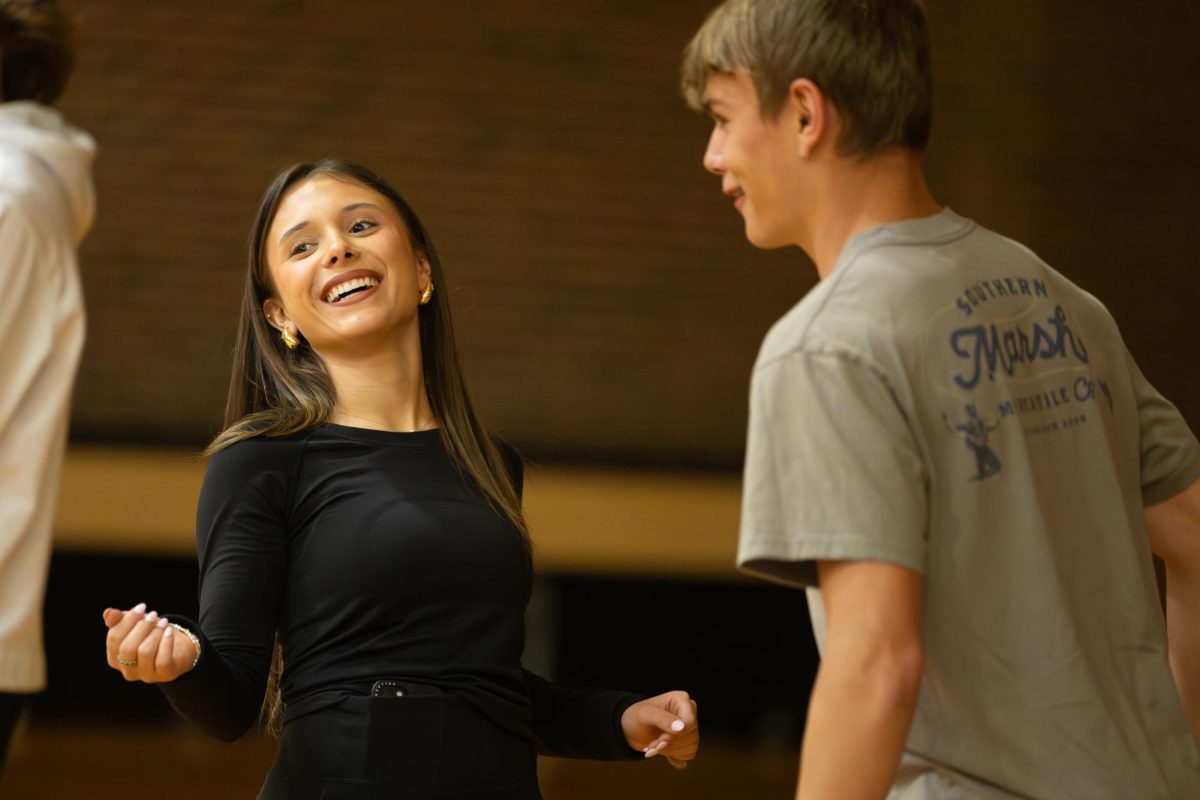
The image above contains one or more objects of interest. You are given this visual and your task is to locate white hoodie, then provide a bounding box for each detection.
[0,101,95,693]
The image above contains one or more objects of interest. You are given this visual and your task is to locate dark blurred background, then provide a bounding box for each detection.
[4,1,1198,798]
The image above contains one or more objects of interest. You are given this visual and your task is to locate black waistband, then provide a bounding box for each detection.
[368,679,448,698]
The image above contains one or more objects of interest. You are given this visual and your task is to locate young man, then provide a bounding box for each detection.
[0,0,95,772]
[681,1,1200,797]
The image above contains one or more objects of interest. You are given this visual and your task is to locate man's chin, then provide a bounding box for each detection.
[744,220,790,251]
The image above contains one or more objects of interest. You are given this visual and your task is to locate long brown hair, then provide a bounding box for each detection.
[209,159,528,732]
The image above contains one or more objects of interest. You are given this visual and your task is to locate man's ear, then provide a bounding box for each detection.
[263,297,291,332]
[787,78,831,159]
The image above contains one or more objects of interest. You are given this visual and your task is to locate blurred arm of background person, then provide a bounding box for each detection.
[796,561,923,800]
[1145,477,1200,741]
[0,0,96,771]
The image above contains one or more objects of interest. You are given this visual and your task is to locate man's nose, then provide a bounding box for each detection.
[703,138,726,175]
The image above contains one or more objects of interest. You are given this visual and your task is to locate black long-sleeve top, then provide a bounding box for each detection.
[158,423,641,759]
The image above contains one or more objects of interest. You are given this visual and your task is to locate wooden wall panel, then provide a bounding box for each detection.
[56,1,1199,467]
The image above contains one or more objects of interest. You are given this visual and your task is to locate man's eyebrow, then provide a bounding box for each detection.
[701,97,727,113]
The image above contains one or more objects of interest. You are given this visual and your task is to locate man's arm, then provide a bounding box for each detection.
[1145,476,1200,740]
[797,560,923,800]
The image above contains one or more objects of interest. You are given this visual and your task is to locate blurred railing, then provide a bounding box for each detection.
[54,447,745,578]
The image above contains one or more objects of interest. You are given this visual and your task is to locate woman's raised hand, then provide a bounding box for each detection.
[103,604,197,683]
[620,689,699,767]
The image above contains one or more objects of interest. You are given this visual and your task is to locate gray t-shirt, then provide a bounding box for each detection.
[738,209,1200,799]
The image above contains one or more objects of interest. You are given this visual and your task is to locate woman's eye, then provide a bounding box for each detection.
[349,219,376,234]
[289,241,312,257]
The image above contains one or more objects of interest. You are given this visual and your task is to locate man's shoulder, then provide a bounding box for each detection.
[753,215,1096,382]
[753,261,916,378]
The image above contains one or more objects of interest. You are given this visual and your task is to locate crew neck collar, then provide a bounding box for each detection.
[319,422,442,446]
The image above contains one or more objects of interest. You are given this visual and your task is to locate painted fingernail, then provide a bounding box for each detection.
[133,603,147,614]
[144,611,158,623]
[671,720,685,732]
[156,617,168,628]
[163,627,174,639]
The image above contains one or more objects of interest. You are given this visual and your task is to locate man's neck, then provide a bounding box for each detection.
[804,148,941,279]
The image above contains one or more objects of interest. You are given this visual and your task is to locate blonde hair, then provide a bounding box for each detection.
[681,0,932,157]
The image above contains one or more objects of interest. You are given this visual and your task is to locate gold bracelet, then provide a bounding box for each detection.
[169,623,202,670]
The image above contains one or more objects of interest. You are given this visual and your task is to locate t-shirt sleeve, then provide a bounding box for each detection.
[1126,352,1200,506]
[157,437,293,741]
[737,350,928,587]
[522,669,642,760]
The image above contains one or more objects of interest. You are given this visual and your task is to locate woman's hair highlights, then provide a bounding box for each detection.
[211,159,529,732]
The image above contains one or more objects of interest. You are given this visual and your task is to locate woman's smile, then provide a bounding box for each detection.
[322,269,384,305]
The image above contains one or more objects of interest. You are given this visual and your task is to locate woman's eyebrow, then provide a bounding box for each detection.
[277,204,384,245]
[278,220,309,245]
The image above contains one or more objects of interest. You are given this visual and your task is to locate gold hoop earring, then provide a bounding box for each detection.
[419,281,435,306]
[281,327,299,349]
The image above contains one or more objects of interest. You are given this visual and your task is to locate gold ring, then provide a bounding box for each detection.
[666,757,688,770]
[116,655,137,667]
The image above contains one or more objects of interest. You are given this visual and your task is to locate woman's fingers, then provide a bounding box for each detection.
[101,607,124,629]
[105,604,195,684]
[106,603,145,640]
[134,620,168,682]
[669,694,698,728]
[653,696,699,763]
[155,625,176,676]
[658,726,699,757]
[640,703,686,737]
[635,691,699,759]
[110,605,165,678]
[157,624,197,681]
[106,603,146,670]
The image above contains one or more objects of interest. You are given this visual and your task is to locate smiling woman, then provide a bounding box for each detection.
[98,160,699,799]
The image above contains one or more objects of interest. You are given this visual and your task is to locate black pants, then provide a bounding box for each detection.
[0,692,28,776]
[259,685,541,799]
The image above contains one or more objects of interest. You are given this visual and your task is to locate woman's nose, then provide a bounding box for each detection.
[327,238,355,266]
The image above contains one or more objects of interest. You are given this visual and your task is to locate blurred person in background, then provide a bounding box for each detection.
[100,159,698,799]
[682,0,1200,798]
[0,0,95,773]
